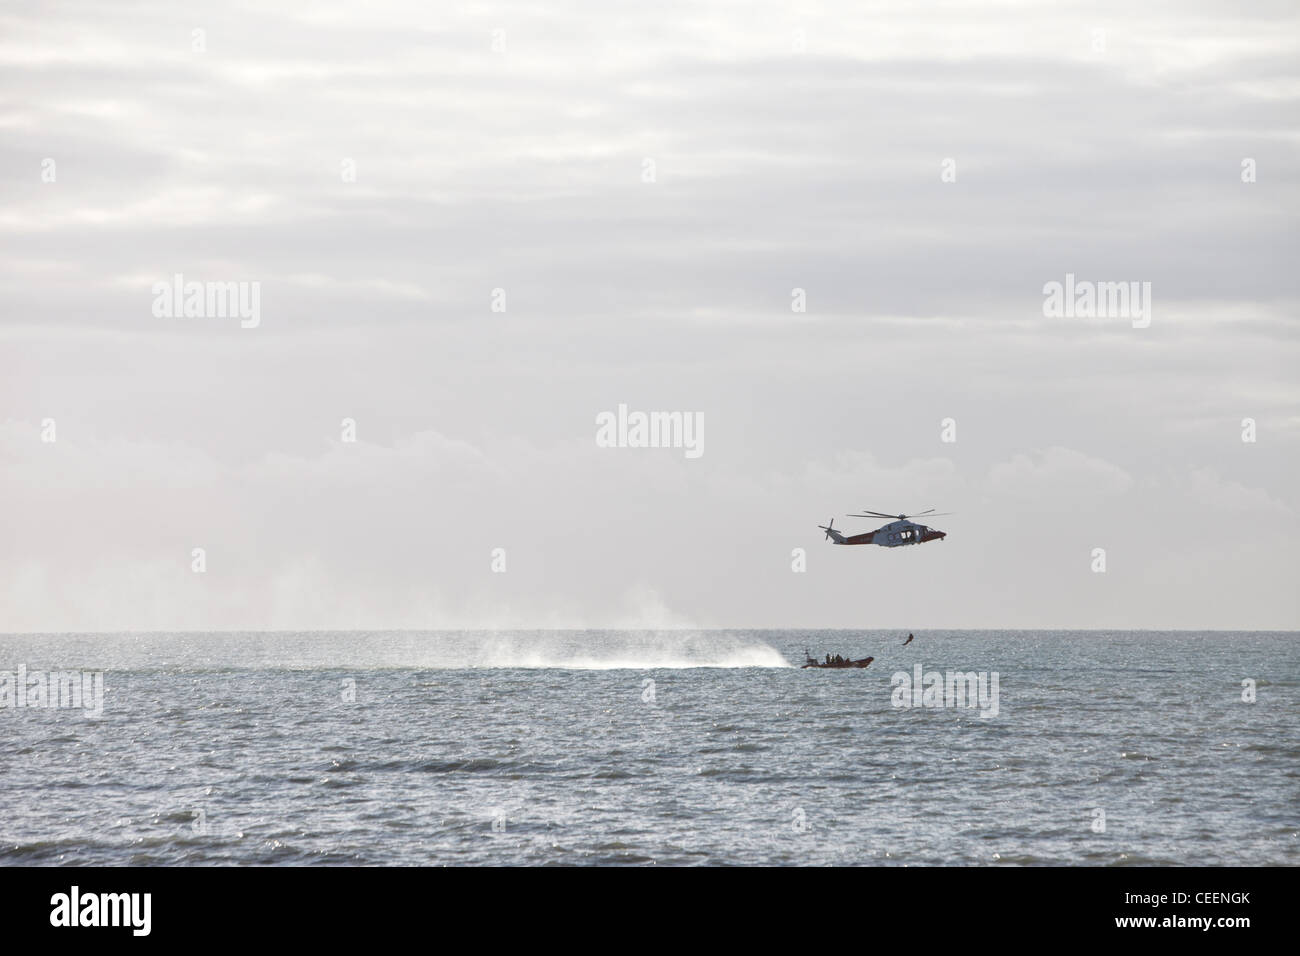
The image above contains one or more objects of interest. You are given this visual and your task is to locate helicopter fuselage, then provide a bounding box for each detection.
[833,518,946,547]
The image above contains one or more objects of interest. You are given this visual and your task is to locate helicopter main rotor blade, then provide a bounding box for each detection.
[852,508,954,519]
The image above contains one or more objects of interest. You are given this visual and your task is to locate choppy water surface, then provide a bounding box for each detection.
[0,630,1295,865]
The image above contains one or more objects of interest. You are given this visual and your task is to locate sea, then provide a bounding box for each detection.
[0,630,1295,866]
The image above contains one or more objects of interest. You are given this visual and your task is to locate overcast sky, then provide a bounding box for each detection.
[2,1,1297,632]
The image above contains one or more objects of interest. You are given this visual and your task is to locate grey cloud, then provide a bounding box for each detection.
[1,0,1296,630]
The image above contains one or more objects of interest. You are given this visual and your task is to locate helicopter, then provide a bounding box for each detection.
[818,509,950,548]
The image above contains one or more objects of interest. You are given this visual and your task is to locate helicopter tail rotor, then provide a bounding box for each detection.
[818,519,844,543]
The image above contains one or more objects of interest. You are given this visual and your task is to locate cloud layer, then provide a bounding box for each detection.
[2,1,1297,630]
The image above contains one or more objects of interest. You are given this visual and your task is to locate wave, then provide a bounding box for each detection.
[0,630,793,671]
[448,632,791,670]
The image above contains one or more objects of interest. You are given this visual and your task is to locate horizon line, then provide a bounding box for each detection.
[2,627,1297,636]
